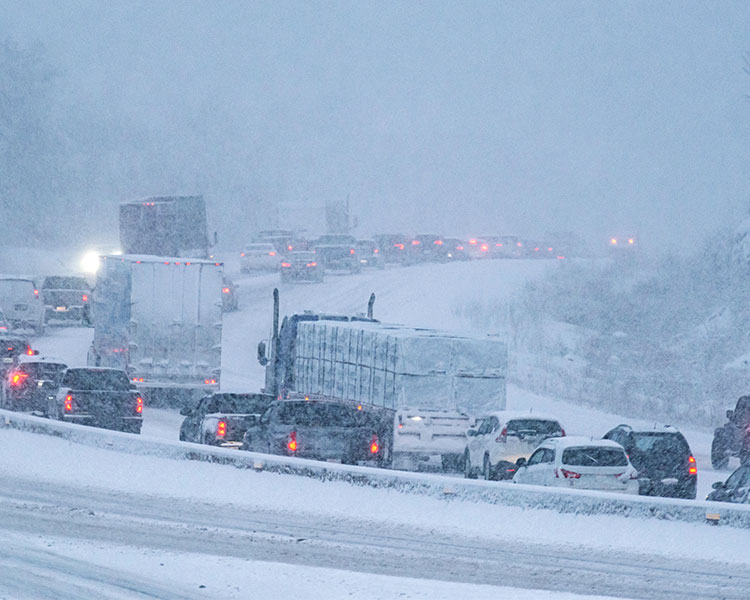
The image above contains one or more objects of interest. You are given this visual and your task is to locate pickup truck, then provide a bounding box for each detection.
[50,367,144,433]
[179,392,272,448]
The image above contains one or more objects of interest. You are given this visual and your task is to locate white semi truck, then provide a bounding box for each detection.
[89,255,223,405]
[257,290,506,470]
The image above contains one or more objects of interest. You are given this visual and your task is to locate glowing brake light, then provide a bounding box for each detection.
[349,248,355,254]
[132,377,144,383]
[26,346,34,356]
[288,245,293,251]
[628,238,634,245]
[374,248,379,253]
[222,287,230,294]
[280,262,291,268]
[480,244,489,252]
[495,243,503,247]
[433,240,443,245]
[456,245,464,250]
[240,252,245,257]
[217,420,227,437]
[557,468,581,479]
[269,251,277,256]
[135,396,143,414]
[64,394,73,413]
[411,240,420,246]
[82,294,89,302]
[204,378,217,385]
[9,372,28,386]
[610,237,618,245]
[287,431,297,452]
[370,434,380,454]
[394,243,405,250]
[34,289,39,298]
[688,455,697,475]
[469,239,477,245]
[306,262,317,267]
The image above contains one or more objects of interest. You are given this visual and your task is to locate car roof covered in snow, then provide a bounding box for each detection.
[608,423,683,435]
[100,255,223,266]
[480,411,562,424]
[542,436,626,451]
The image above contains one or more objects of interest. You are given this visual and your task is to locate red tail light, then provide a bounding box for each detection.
[560,428,566,437]
[135,396,143,414]
[64,394,73,413]
[281,262,291,268]
[306,262,317,267]
[495,243,503,247]
[469,239,477,245]
[688,455,697,475]
[82,294,89,302]
[517,242,522,247]
[288,245,293,251]
[411,240,420,246]
[349,248,355,254]
[240,252,245,257]
[370,434,380,454]
[287,431,297,452]
[456,245,464,250]
[217,420,227,437]
[204,378,217,385]
[480,244,489,252]
[269,251,276,256]
[34,289,39,298]
[433,240,443,245]
[9,372,28,387]
[26,345,34,356]
[374,248,379,253]
[557,468,581,479]
[394,243,404,250]
[495,427,507,443]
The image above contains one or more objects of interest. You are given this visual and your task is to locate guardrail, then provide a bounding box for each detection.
[2,408,749,529]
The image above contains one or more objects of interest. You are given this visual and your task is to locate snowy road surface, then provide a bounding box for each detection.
[1,430,749,600]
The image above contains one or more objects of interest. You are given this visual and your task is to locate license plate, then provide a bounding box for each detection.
[55,306,68,312]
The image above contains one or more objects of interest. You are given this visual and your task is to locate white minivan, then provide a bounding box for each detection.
[513,437,638,494]
[0,277,45,335]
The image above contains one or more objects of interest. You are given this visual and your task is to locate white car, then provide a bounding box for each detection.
[240,243,279,272]
[0,277,45,335]
[464,411,566,480]
[513,437,639,494]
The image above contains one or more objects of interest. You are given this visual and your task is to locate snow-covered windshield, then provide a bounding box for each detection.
[506,419,562,436]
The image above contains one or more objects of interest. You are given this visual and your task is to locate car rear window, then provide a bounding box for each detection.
[632,432,690,458]
[276,402,359,427]
[0,279,35,301]
[20,363,67,381]
[506,419,562,437]
[62,369,131,390]
[42,277,88,290]
[562,446,628,467]
[245,244,275,252]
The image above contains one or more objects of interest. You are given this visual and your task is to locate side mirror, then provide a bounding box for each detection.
[726,409,734,421]
[515,457,527,468]
[257,340,268,366]
[466,429,477,437]
[712,481,724,490]
[179,406,192,416]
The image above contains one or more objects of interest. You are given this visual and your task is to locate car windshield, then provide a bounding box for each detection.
[62,369,131,390]
[506,419,562,437]
[725,466,750,489]
[42,276,88,290]
[632,432,690,459]
[276,402,360,427]
[207,395,268,414]
[20,363,67,381]
[562,446,628,467]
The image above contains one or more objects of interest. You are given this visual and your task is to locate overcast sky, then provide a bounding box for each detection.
[3,1,749,250]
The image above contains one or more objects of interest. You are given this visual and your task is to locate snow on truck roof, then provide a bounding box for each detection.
[299,318,505,344]
[100,255,223,266]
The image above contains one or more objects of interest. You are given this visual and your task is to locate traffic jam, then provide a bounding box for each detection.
[0,196,746,511]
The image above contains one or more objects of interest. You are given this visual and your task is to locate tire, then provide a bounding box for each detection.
[463,449,477,479]
[711,434,729,470]
[483,455,494,481]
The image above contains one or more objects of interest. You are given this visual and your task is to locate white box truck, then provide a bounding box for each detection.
[257,290,506,470]
[89,255,223,405]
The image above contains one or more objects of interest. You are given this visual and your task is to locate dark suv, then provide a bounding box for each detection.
[603,424,697,499]
[711,396,750,470]
[41,276,92,326]
[707,464,750,504]
[242,398,393,466]
[2,359,67,413]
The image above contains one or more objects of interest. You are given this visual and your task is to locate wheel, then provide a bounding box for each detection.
[711,434,729,470]
[483,455,494,481]
[463,449,477,479]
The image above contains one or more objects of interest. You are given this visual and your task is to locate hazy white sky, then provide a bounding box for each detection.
[3,1,749,250]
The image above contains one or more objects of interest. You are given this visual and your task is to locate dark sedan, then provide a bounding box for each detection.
[2,359,67,413]
[280,251,324,283]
